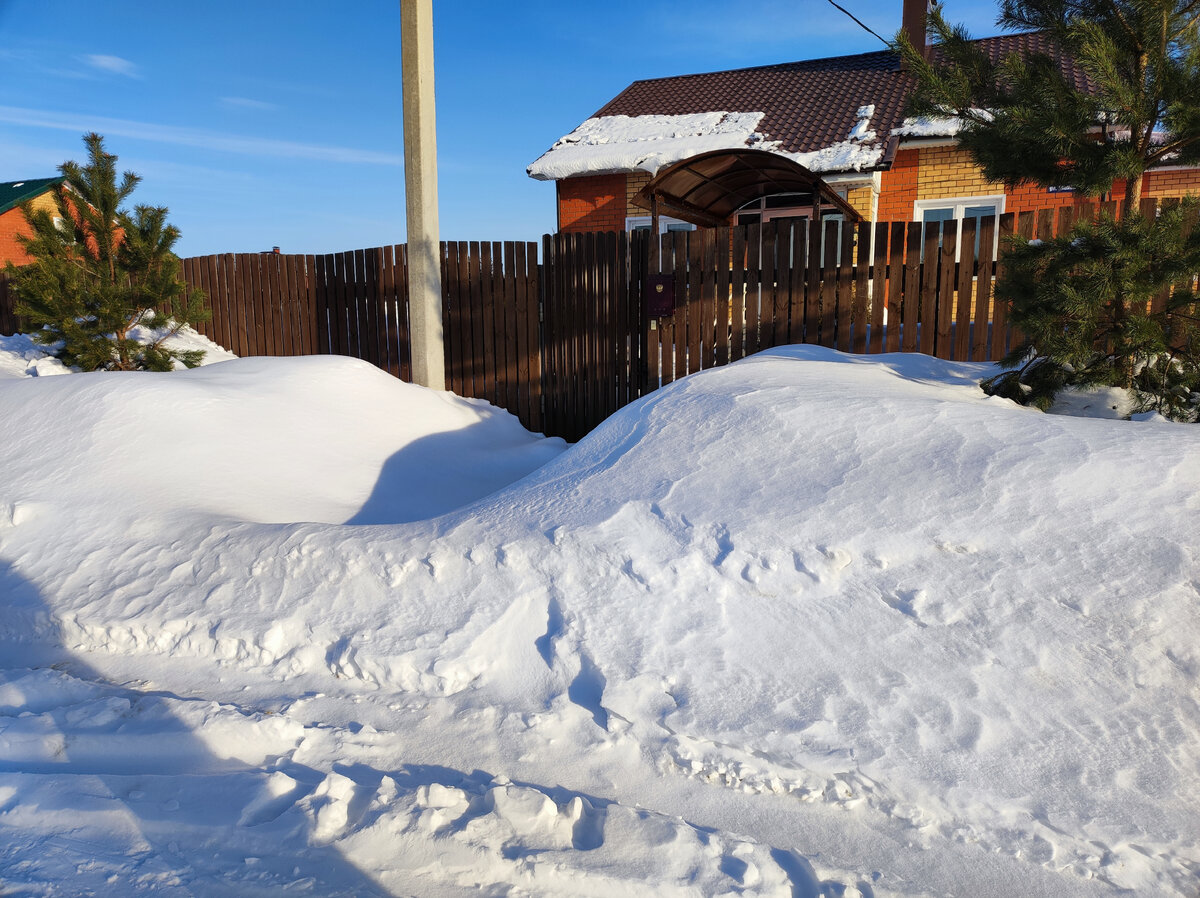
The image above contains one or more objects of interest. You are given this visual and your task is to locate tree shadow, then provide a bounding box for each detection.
[345,418,561,525]
[0,559,387,895]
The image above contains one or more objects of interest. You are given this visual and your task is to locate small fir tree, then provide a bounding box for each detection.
[5,133,209,371]
[896,0,1200,420]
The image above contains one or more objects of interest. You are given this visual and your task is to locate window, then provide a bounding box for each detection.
[625,215,696,235]
[737,190,849,225]
[914,195,1005,259]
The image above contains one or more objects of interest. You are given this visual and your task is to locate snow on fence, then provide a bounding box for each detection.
[0,198,1191,441]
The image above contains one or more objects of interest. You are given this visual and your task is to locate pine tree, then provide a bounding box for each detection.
[897,0,1200,420]
[4,133,209,371]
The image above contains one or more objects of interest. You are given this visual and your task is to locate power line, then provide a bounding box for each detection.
[825,0,892,47]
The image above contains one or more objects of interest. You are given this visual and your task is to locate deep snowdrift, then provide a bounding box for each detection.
[0,344,1196,897]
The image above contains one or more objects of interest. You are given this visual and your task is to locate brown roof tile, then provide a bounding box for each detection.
[584,32,1091,165]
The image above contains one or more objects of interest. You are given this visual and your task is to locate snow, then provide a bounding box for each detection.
[892,110,994,139]
[891,115,965,138]
[848,105,877,141]
[1,340,1198,896]
[0,323,237,379]
[527,112,773,180]
[528,111,885,181]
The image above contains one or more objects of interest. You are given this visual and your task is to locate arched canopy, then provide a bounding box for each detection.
[633,148,861,227]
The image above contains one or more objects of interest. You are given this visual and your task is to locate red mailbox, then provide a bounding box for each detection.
[645,274,676,318]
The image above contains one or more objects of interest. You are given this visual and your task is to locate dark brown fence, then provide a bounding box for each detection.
[1,197,1191,441]
[179,248,411,379]
[441,241,542,433]
[0,276,16,337]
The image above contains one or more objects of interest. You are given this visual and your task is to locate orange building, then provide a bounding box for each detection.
[0,177,65,267]
[527,24,1200,237]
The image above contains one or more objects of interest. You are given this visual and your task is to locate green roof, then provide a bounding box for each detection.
[0,177,65,216]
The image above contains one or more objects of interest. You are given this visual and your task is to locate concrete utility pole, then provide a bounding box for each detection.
[400,0,446,390]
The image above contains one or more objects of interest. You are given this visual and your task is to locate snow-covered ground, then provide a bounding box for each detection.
[0,332,1196,896]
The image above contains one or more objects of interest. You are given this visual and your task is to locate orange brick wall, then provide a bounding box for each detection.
[557,173,629,232]
[877,149,919,220]
[1144,169,1200,198]
[0,191,59,266]
[879,145,1200,222]
[552,149,1200,233]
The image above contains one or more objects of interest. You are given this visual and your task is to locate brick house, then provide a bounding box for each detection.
[527,13,1200,237]
[0,177,66,266]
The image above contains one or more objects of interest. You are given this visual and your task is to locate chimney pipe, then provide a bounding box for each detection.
[901,0,930,68]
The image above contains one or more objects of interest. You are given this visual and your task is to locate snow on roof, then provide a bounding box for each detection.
[527,112,772,180]
[527,109,886,181]
[890,108,997,139]
[891,115,964,138]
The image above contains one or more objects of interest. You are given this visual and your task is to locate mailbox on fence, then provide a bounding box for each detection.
[645,274,676,318]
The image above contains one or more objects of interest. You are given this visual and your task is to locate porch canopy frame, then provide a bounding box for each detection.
[632,148,862,238]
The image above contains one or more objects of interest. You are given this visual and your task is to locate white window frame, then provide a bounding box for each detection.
[913,194,1006,260]
[625,215,696,235]
[735,190,850,226]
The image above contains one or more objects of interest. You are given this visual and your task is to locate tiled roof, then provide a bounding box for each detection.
[540,32,1092,177]
[0,177,64,216]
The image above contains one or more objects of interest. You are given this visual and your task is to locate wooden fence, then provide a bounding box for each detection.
[1,197,1190,441]
[179,248,411,380]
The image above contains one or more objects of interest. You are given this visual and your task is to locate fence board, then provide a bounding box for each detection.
[606,231,622,417]
[565,231,580,434]
[935,224,956,358]
[1057,205,1076,235]
[730,227,748,362]
[285,254,302,355]
[919,224,938,356]
[886,222,905,352]
[264,254,279,355]
[954,218,977,361]
[203,254,224,353]
[701,228,718,370]
[684,230,701,371]
[170,194,1193,442]
[331,252,349,357]
[514,241,533,428]
[309,252,324,360]
[1037,207,1055,240]
[743,222,762,355]
[755,222,775,353]
[397,245,412,382]
[455,241,473,395]
[224,253,243,356]
[901,224,921,353]
[667,231,686,381]
[501,241,518,418]
[379,246,396,377]
[852,221,870,354]
[366,248,384,369]
[233,254,252,357]
[991,213,1015,359]
[211,254,231,354]
[333,252,351,357]
[773,222,793,348]
[278,253,294,356]
[869,223,888,354]
[290,254,307,355]
[973,216,997,361]
[835,221,855,351]
[541,235,558,434]
[0,274,18,336]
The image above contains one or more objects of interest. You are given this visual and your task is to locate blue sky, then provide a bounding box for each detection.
[1,0,999,257]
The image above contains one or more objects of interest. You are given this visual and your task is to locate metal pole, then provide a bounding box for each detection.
[401,0,446,390]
